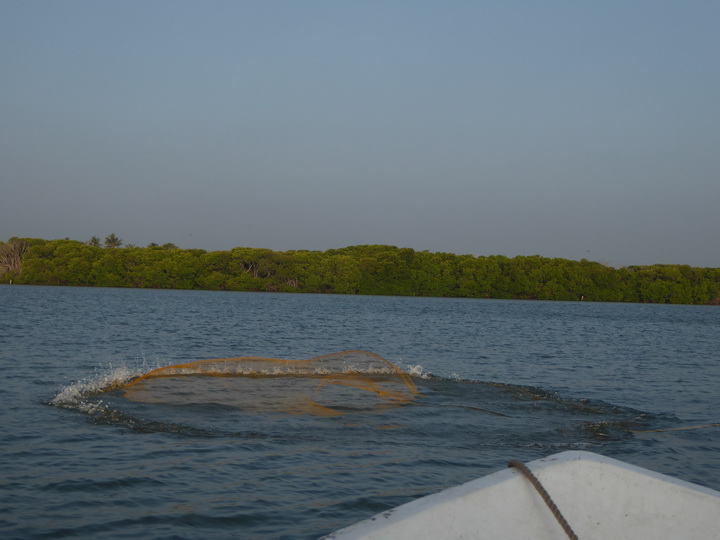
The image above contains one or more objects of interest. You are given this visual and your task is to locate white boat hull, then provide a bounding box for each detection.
[322,451,720,539]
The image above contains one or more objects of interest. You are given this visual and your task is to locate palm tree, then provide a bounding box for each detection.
[104,233,123,248]
[88,236,101,247]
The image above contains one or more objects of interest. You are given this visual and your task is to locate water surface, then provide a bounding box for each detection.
[1,285,719,539]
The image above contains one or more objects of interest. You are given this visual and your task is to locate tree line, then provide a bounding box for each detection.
[1,236,719,304]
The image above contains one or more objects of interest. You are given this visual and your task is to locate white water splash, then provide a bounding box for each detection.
[402,364,431,379]
[50,365,140,409]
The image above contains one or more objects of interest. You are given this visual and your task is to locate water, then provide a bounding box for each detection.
[1,285,719,539]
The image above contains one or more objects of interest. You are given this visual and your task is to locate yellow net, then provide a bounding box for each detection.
[121,350,418,416]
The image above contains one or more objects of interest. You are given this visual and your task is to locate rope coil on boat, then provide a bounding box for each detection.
[508,460,579,540]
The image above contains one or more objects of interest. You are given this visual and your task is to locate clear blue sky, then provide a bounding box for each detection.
[2,1,719,267]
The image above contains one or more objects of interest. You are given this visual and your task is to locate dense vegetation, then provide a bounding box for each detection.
[2,237,719,304]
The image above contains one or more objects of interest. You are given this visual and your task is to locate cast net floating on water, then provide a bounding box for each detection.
[120,350,418,416]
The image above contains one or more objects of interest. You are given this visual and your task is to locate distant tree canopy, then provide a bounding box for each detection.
[2,237,719,305]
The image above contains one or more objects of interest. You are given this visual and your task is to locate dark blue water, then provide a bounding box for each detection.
[2,285,719,539]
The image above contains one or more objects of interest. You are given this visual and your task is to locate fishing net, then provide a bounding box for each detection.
[121,350,418,416]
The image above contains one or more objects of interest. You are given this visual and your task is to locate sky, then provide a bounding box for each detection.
[1,1,719,268]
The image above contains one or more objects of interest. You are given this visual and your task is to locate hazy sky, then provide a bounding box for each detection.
[2,1,719,267]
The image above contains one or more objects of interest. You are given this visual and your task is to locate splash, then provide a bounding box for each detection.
[120,350,418,416]
[50,365,140,414]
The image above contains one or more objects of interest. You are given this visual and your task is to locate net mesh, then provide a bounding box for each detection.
[121,350,418,416]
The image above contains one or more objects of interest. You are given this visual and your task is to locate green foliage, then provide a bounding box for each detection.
[4,237,720,304]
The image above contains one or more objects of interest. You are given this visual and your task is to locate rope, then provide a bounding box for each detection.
[508,460,579,540]
[631,422,720,434]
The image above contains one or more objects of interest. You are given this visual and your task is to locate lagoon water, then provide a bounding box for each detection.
[1,285,719,539]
